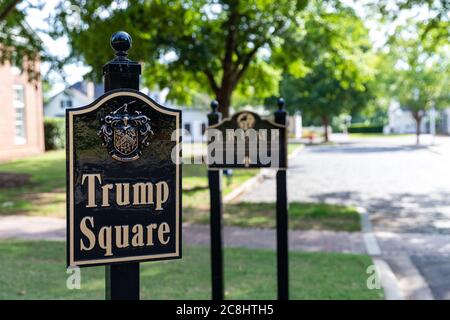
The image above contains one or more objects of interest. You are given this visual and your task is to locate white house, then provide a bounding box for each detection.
[383,101,427,134]
[179,108,208,142]
[45,81,209,142]
[44,82,103,118]
[441,109,450,134]
[45,81,302,141]
[384,101,450,134]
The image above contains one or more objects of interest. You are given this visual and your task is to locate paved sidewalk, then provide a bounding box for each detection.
[0,215,366,254]
[239,135,450,300]
[3,215,450,258]
[4,215,450,299]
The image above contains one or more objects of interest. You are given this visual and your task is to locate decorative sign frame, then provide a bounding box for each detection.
[67,89,182,267]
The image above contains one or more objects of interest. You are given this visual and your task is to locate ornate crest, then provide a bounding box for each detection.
[98,100,153,162]
[237,112,255,130]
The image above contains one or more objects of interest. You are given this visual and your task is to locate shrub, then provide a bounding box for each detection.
[348,123,383,134]
[44,118,65,150]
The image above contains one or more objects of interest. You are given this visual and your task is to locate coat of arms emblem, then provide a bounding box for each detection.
[98,100,153,161]
[237,112,255,130]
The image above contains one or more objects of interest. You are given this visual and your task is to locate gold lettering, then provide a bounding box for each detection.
[80,216,95,251]
[155,181,169,210]
[158,222,170,245]
[115,183,130,206]
[131,224,144,247]
[98,226,113,256]
[81,174,102,208]
[101,184,113,207]
[133,183,154,205]
[146,223,157,246]
[115,225,129,248]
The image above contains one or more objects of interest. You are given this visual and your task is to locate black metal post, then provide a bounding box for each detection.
[274,98,289,300]
[103,31,141,300]
[207,100,224,300]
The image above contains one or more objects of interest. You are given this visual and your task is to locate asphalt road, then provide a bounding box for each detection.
[241,134,450,299]
[242,134,450,235]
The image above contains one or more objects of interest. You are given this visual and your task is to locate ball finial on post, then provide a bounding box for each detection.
[277,97,285,110]
[211,100,219,113]
[110,31,132,58]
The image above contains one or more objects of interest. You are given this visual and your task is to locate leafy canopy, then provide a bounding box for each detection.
[0,0,43,80]
[278,4,375,124]
[390,36,449,117]
[52,0,308,113]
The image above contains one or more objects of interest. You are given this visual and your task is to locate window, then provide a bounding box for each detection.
[184,123,191,133]
[10,53,23,76]
[60,99,73,109]
[201,123,206,135]
[13,85,26,144]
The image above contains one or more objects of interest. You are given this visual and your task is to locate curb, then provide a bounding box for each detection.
[386,254,434,300]
[357,207,404,300]
[224,144,304,203]
[372,258,404,300]
[357,207,434,300]
[223,174,264,203]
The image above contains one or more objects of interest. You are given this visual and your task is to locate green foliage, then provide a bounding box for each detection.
[387,26,449,124]
[51,0,309,115]
[43,118,65,151]
[276,4,375,138]
[348,124,383,134]
[374,0,449,50]
[0,0,44,81]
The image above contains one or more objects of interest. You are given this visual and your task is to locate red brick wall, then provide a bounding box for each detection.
[0,62,45,163]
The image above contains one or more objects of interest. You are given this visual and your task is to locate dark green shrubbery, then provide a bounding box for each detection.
[44,118,65,150]
[348,123,383,134]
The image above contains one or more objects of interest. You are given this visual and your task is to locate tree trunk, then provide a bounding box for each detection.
[322,115,329,142]
[413,113,422,145]
[216,86,233,118]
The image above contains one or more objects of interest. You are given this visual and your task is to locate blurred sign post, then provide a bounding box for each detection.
[66,32,182,300]
[206,99,289,300]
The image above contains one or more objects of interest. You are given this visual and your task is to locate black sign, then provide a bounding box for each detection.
[67,89,181,267]
[206,99,289,300]
[207,111,287,169]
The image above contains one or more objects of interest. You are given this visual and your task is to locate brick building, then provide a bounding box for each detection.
[0,61,45,162]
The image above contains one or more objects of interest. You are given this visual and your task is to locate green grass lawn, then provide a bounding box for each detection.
[0,240,383,300]
[0,148,359,232]
[185,202,361,232]
[0,150,258,217]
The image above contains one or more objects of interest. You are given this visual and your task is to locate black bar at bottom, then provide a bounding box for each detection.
[106,263,140,300]
[208,170,224,300]
[276,170,289,300]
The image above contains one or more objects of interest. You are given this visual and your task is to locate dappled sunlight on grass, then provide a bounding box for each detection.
[0,240,383,300]
[0,151,258,217]
[185,202,360,231]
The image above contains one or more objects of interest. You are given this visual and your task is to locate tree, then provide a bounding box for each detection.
[392,49,449,144]
[52,0,308,117]
[277,5,375,142]
[0,0,43,80]
[373,0,449,49]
